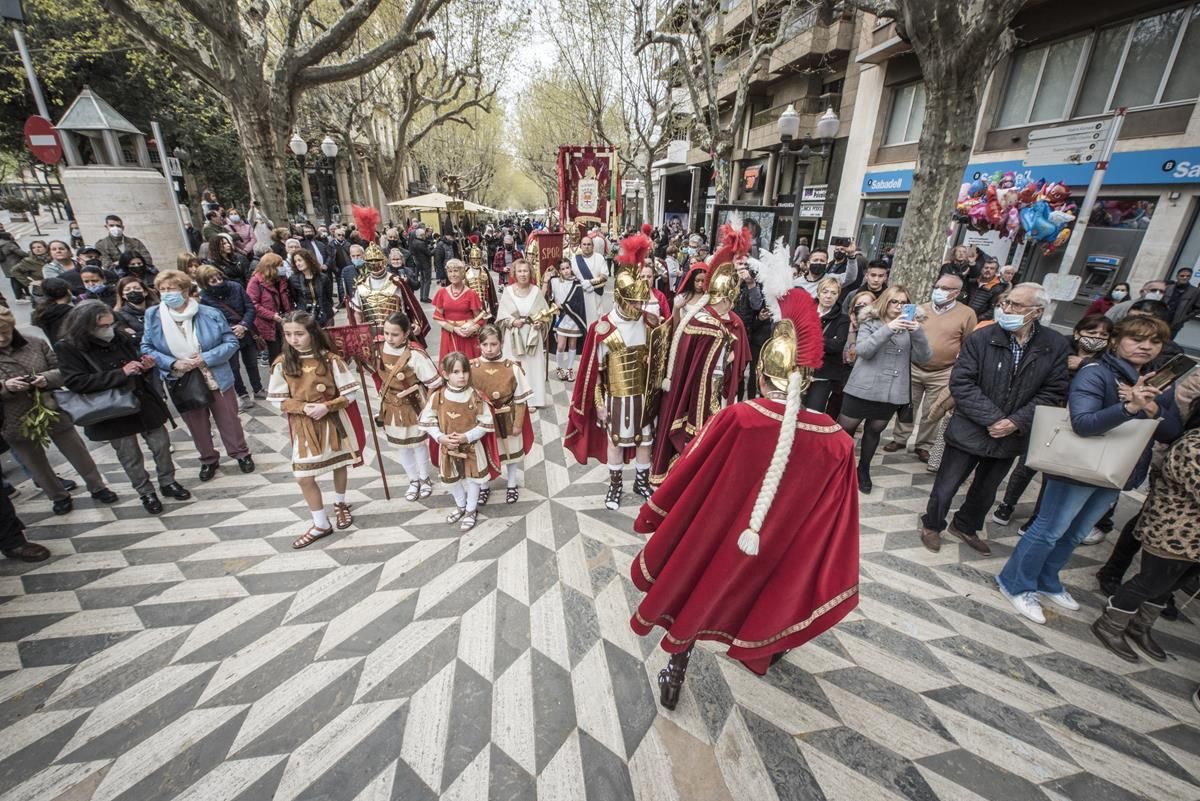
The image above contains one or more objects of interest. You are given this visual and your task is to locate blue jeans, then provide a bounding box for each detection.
[997,477,1121,596]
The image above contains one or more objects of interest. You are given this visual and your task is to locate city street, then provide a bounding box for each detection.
[0,363,1197,801]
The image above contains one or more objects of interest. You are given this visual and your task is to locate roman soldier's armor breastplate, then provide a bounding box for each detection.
[465,267,491,310]
[604,328,649,398]
[359,282,401,327]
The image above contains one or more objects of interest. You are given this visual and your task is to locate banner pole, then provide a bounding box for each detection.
[357,359,391,501]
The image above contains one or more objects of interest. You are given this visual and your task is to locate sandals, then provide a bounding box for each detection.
[460,511,478,532]
[567,368,576,381]
[447,506,467,524]
[292,524,333,549]
[334,502,353,530]
[506,487,519,504]
[556,367,567,380]
[418,478,434,499]
[477,487,491,506]
[405,481,421,502]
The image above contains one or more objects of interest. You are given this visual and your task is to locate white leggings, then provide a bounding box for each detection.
[396,446,431,481]
[449,480,482,512]
[554,350,577,371]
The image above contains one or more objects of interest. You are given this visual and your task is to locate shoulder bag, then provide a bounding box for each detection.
[53,351,141,426]
[1024,405,1160,489]
[166,368,213,414]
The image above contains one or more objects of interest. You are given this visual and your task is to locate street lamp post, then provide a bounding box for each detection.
[318,135,338,225]
[289,132,314,221]
[778,105,840,262]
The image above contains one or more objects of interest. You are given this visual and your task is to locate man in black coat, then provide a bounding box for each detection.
[920,283,1071,554]
[408,227,433,303]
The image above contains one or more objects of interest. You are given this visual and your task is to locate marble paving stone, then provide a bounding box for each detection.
[1,374,1190,800]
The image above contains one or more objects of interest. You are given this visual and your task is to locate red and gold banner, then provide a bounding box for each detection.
[524,231,564,285]
[558,145,618,232]
[326,323,375,367]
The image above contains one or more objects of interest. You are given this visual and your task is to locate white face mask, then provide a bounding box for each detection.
[1145,290,1164,301]
[108,225,123,237]
[931,288,954,306]
[1111,290,1127,301]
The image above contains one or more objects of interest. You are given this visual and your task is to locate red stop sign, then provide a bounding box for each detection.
[24,116,62,165]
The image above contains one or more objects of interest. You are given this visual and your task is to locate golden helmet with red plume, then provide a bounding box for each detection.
[706,216,753,306]
[613,232,652,319]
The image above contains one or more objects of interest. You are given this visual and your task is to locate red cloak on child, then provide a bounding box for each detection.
[631,399,859,673]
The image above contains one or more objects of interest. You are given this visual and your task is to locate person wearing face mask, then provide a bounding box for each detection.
[68,222,84,251]
[198,266,262,408]
[1107,279,1167,323]
[992,314,1114,531]
[1083,281,1130,318]
[340,243,367,305]
[54,300,188,514]
[999,316,1181,626]
[885,273,976,463]
[225,208,256,258]
[116,250,158,283]
[79,267,117,308]
[94,215,152,270]
[114,277,155,346]
[11,240,49,300]
[828,241,863,293]
[143,270,254,481]
[919,284,1070,555]
[0,307,119,520]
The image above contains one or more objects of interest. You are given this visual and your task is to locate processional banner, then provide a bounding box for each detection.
[557,145,618,231]
[524,231,564,286]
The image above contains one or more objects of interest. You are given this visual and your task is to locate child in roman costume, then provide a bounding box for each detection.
[371,312,443,501]
[268,310,362,549]
[471,325,534,505]
[549,259,586,380]
[418,352,500,532]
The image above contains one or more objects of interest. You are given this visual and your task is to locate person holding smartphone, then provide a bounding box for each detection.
[838,285,930,493]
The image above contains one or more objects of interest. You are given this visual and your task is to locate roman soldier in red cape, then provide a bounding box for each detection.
[467,235,499,321]
[649,223,751,485]
[564,232,668,508]
[349,243,429,347]
[630,244,859,710]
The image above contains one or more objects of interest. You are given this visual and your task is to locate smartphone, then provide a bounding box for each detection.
[901,304,917,322]
[830,236,851,247]
[1146,354,1198,390]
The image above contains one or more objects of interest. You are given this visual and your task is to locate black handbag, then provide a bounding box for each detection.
[53,351,142,426]
[166,369,212,413]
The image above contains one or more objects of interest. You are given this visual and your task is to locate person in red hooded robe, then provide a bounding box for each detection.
[630,244,859,710]
[649,222,752,485]
[564,232,666,508]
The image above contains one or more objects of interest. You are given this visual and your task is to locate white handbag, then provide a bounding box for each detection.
[1025,405,1160,489]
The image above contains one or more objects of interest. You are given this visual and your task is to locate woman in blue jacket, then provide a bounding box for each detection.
[997,316,1182,624]
[142,269,255,482]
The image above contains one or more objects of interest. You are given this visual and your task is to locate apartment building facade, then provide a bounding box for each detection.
[655,0,1200,343]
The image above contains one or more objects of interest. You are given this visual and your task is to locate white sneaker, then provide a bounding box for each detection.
[1080,527,1107,546]
[1038,590,1081,611]
[998,580,1046,624]
[238,395,256,412]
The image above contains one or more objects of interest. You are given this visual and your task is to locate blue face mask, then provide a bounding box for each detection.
[351,257,365,268]
[162,291,186,309]
[86,283,106,294]
[995,310,1028,331]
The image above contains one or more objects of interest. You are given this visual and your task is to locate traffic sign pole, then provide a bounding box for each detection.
[1045,108,1126,324]
[150,121,192,252]
[12,26,50,120]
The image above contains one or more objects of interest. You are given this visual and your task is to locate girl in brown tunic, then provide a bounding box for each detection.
[418,352,497,532]
[471,325,533,505]
[267,311,361,548]
[371,312,442,501]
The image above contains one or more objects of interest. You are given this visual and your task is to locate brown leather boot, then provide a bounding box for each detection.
[1127,602,1167,662]
[1091,602,1139,662]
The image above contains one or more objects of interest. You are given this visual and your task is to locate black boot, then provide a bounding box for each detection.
[633,467,652,499]
[605,470,623,511]
[1127,602,1167,662]
[1091,601,1139,662]
[857,464,872,494]
[657,647,693,710]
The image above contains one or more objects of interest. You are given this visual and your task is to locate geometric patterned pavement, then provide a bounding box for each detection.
[2,362,1200,801]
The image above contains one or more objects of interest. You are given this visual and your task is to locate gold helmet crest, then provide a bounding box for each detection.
[364,242,385,262]
[707,261,741,306]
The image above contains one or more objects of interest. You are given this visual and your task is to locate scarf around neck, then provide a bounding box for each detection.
[162,300,201,360]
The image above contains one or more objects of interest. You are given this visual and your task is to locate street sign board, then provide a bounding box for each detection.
[23,115,62,164]
[1025,119,1111,168]
[166,157,183,177]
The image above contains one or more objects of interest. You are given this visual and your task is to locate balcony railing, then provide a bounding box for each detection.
[749,94,841,129]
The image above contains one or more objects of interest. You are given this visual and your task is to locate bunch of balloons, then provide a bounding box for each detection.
[955,171,1077,254]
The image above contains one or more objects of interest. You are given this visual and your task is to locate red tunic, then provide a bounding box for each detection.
[432,285,484,359]
[631,399,859,674]
[650,306,750,485]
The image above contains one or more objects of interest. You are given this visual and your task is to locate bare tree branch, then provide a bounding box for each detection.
[97,0,224,90]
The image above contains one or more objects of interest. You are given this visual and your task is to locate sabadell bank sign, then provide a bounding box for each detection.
[862,146,1200,194]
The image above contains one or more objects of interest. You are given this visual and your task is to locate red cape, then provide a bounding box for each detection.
[631,399,859,674]
[564,314,638,465]
[649,307,749,485]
